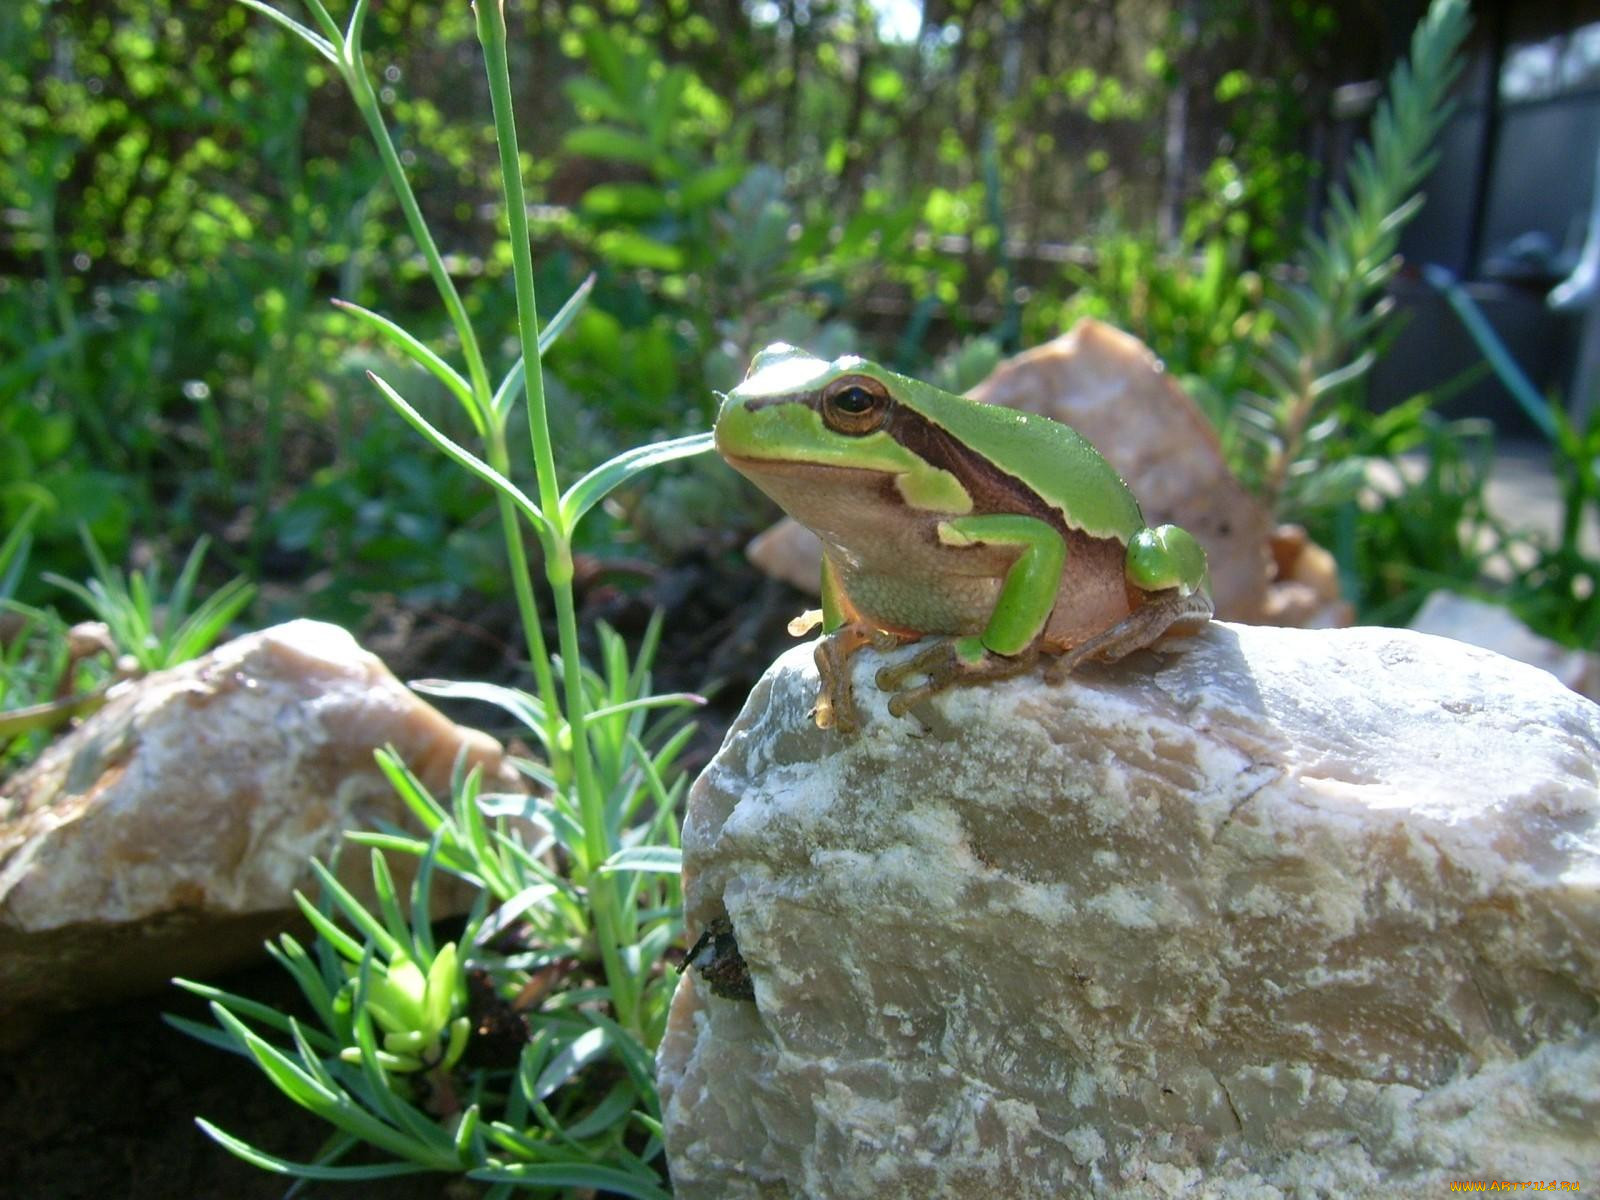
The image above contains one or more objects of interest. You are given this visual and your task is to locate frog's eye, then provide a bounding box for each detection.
[821,376,890,434]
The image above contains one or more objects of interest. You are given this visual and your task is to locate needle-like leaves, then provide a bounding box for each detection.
[595,846,682,876]
[331,299,478,430]
[366,371,549,536]
[1243,0,1471,508]
[559,431,716,527]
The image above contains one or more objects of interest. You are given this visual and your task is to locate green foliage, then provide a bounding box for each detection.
[0,511,117,774]
[1242,0,1473,512]
[1032,231,1268,445]
[0,505,39,608]
[561,25,743,280]
[1518,409,1600,647]
[44,533,255,673]
[1408,267,1600,648]
[1305,398,1499,625]
[173,0,709,1188]
[173,826,670,1194]
[0,604,109,776]
[5,0,1355,608]
[0,0,389,580]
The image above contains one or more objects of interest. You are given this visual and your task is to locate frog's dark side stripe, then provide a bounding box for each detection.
[739,389,1094,540]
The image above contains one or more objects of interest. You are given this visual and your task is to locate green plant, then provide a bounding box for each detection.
[1418,266,1600,648]
[560,25,745,286]
[1242,0,1472,514]
[0,503,38,607]
[0,507,121,774]
[175,0,712,1189]
[1033,230,1267,445]
[1311,397,1500,625]
[44,532,255,673]
[0,606,96,775]
[1517,408,1600,647]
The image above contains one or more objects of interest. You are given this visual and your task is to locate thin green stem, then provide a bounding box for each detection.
[343,51,492,408]
[473,0,560,521]
[476,0,638,1034]
[485,429,566,785]
[332,5,566,770]
[550,577,639,1033]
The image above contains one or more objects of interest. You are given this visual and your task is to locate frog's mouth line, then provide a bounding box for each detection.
[719,451,897,481]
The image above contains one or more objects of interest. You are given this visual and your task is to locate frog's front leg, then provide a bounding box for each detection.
[875,514,1063,717]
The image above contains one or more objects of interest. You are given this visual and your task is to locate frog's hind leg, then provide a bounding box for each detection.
[810,553,914,732]
[875,639,1041,718]
[1042,587,1211,683]
[814,623,908,732]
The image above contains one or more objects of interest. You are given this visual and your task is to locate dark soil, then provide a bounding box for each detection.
[0,960,467,1200]
[0,552,806,1198]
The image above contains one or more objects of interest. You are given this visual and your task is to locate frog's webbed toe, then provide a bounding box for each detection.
[1042,587,1212,684]
[876,637,1041,718]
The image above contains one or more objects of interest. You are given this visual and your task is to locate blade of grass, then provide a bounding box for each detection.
[195,1119,436,1180]
[332,298,478,429]
[559,433,716,528]
[367,371,548,536]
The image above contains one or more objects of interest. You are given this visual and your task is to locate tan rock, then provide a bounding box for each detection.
[659,625,1600,1198]
[0,619,520,1012]
[1261,523,1354,628]
[969,320,1273,621]
[745,521,826,596]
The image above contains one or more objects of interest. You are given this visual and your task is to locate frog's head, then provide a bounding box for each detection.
[713,343,974,526]
[714,343,899,462]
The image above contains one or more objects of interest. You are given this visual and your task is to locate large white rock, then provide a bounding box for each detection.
[0,620,520,1012]
[658,623,1600,1198]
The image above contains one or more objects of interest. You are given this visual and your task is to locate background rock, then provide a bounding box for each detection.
[0,619,520,1013]
[967,320,1273,620]
[1410,589,1600,702]
[659,624,1600,1198]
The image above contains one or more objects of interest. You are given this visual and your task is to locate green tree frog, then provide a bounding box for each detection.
[715,343,1213,732]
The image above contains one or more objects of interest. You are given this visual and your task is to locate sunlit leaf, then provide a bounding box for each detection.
[580,183,667,220]
[558,432,714,528]
[593,230,683,272]
[365,372,548,537]
[562,126,655,167]
[331,300,479,432]
[595,846,681,877]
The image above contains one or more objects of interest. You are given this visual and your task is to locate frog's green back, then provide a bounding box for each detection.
[900,372,1145,541]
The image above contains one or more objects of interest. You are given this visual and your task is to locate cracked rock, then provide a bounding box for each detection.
[658,622,1600,1198]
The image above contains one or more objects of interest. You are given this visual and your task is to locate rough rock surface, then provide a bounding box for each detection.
[658,623,1600,1198]
[0,620,519,1012]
